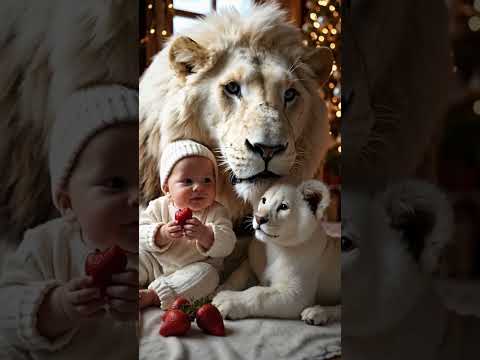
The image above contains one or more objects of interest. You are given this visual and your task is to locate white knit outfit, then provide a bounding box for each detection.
[139,196,236,309]
[0,218,138,359]
[0,85,139,359]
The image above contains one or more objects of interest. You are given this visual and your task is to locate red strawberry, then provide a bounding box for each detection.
[159,310,191,336]
[85,245,128,292]
[170,297,191,310]
[196,304,225,336]
[175,208,192,226]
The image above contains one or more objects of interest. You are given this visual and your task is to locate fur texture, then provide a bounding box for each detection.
[341,180,464,360]
[139,2,333,222]
[0,0,137,236]
[212,180,341,324]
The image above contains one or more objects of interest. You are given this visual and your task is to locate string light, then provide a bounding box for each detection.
[303,0,341,161]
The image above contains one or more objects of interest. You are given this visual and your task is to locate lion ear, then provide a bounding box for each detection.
[301,47,333,86]
[169,36,210,78]
[298,180,330,218]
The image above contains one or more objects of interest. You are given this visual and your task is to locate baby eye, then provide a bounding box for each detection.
[183,178,193,185]
[104,177,127,190]
[204,177,212,184]
[261,197,266,204]
[277,203,289,211]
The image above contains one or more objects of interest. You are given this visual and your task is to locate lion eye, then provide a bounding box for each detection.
[277,203,289,211]
[225,81,241,96]
[261,197,266,204]
[284,88,298,103]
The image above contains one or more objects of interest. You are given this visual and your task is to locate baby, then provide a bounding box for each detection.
[0,85,139,358]
[139,140,236,310]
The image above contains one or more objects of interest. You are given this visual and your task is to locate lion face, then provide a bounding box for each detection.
[140,4,333,218]
[252,180,330,247]
[211,49,310,184]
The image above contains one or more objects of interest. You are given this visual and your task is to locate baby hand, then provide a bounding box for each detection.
[184,218,214,250]
[105,270,138,321]
[160,221,183,243]
[37,276,106,339]
[58,276,106,321]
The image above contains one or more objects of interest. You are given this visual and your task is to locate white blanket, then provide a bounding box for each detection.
[140,308,341,360]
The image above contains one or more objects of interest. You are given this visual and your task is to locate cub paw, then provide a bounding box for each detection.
[212,290,248,320]
[301,305,339,326]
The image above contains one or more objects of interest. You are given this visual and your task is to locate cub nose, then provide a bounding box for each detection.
[254,215,268,225]
[245,140,287,162]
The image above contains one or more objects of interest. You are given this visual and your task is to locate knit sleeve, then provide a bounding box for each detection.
[139,199,173,253]
[196,204,237,258]
[0,229,79,352]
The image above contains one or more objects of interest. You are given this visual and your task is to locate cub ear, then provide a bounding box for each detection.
[381,180,453,273]
[169,36,210,79]
[301,46,334,86]
[298,180,330,218]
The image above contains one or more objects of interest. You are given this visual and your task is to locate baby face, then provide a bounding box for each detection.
[165,156,216,212]
[60,125,139,253]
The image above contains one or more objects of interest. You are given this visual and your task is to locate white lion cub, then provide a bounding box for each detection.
[213,180,341,325]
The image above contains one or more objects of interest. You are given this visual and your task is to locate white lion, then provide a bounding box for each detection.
[212,179,341,324]
[139,2,333,221]
[340,181,480,360]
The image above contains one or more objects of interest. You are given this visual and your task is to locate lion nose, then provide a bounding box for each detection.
[255,215,268,225]
[245,140,287,162]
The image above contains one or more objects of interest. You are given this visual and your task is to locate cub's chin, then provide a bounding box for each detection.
[254,229,279,244]
[254,229,304,247]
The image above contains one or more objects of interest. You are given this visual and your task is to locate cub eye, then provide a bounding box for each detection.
[277,203,289,211]
[284,88,299,103]
[225,81,241,96]
[261,197,266,204]
[341,235,357,253]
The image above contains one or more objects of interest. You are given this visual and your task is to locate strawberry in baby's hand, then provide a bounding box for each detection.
[159,309,191,336]
[85,245,128,292]
[175,208,192,226]
[196,304,225,336]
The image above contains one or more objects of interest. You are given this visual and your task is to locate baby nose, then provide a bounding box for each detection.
[254,215,268,225]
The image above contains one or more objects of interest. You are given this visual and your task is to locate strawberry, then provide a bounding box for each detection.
[175,208,192,226]
[159,310,191,337]
[170,297,191,310]
[196,304,225,336]
[85,245,128,292]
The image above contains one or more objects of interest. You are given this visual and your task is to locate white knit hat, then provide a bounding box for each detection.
[160,140,218,192]
[49,85,138,210]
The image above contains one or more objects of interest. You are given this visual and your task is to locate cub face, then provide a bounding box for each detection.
[252,180,330,247]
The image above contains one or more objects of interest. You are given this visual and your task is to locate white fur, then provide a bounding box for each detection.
[341,180,480,360]
[212,180,341,324]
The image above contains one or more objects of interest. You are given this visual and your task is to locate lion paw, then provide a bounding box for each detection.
[301,305,340,326]
[212,290,248,320]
